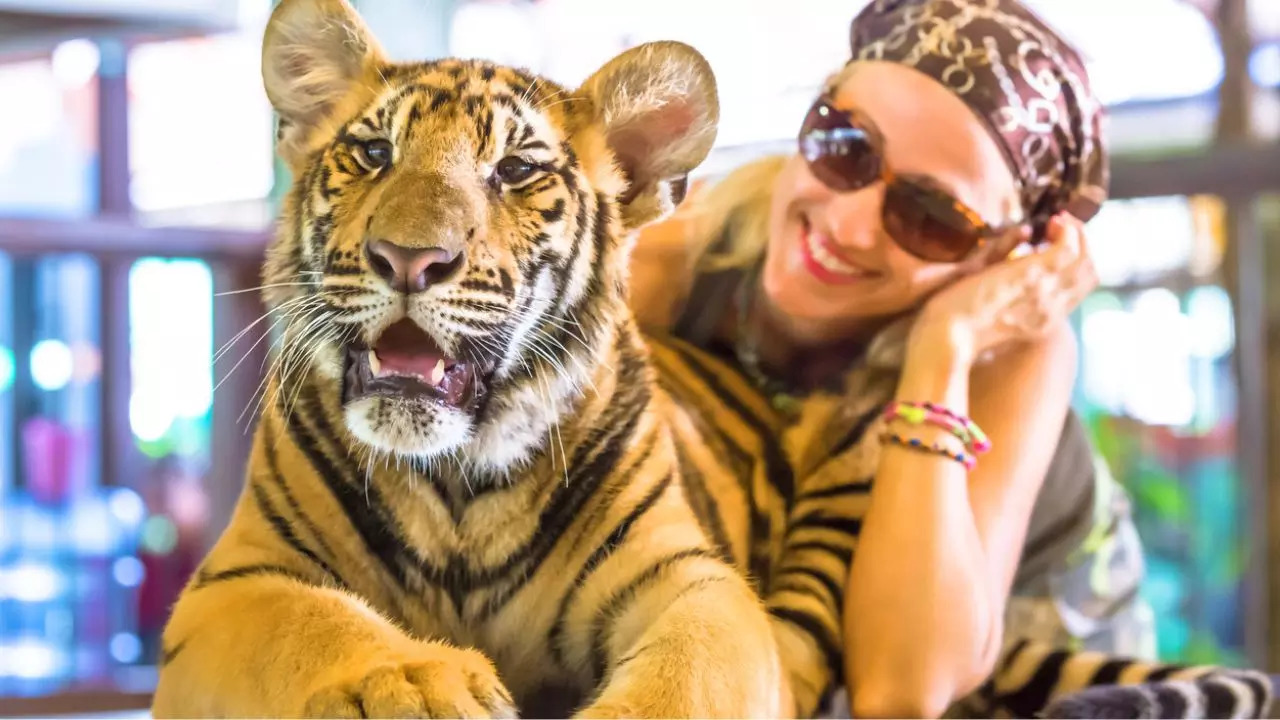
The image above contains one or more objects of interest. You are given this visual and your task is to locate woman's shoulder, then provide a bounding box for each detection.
[628,194,703,331]
[629,154,787,332]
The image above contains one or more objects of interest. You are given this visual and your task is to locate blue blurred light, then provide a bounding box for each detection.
[108,486,147,527]
[30,338,73,391]
[112,556,146,587]
[1187,285,1235,360]
[0,562,64,602]
[0,345,13,392]
[1251,42,1280,88]
[0,638,65,679]
[68,495,126,555]
[109,632,143,663]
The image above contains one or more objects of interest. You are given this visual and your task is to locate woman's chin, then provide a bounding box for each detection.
[770,266,878,312]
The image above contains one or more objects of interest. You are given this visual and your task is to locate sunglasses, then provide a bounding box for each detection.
[798,95,1020,264]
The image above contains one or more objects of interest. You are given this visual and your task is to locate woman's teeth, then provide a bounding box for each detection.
[806,228,864,276]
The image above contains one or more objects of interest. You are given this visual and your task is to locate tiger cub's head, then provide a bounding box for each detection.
[260,0,717,467]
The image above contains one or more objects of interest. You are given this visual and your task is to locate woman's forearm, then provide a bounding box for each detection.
[845,335,1001,718]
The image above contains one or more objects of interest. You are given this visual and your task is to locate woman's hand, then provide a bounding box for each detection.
[912,213,1099,364]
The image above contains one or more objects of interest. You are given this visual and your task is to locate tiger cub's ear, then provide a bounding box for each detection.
[577,41,720,230]
[262,0,386,164]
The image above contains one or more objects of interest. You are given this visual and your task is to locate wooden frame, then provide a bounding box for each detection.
[0,217,268,261]
[0,691,153,717]
[1109,142,1280,201]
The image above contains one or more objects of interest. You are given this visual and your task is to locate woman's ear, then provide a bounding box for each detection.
[575,41,720,230]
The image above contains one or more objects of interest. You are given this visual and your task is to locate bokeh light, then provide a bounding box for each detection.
[129,258,214,446]
[30,339,73,391]
[51,39,100,88]
[107,487,147,528]
[0,563,64,603]
[141,515,179,555]
[0,639,65,680]
[109,633,142,664]
[112,556,146,588]
[69,341,102,383]
[1187,285,1235,360]
[0,345,13,392]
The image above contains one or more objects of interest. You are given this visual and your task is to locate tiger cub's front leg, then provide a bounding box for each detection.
[562,489,786,719]
[151,534,514,718]
[575,558,785,718]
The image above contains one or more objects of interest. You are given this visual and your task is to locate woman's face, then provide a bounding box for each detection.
[762,62,1024,346]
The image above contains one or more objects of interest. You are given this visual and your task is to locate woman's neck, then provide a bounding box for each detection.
[734,276,891,393]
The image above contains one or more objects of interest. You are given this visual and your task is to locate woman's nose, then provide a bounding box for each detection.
[822,184,886,251]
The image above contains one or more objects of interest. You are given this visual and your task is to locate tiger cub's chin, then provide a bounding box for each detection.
[343,394,476,459]
[339,318,493,458]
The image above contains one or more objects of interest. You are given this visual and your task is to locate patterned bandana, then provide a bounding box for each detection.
[848,0,1108,240]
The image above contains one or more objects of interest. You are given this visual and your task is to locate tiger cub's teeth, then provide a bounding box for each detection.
[430,359,445,385]
[369,351,382,375]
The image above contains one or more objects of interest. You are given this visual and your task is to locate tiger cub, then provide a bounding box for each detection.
[152,0,782,716]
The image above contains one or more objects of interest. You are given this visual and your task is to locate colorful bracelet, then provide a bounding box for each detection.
[880,431,976,470]
[881,401,992,455]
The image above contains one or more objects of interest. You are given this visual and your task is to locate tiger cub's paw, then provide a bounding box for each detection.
[301,643,517,718]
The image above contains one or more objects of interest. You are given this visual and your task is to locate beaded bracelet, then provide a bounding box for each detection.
[880,431,976,470]
[881,401,992,455]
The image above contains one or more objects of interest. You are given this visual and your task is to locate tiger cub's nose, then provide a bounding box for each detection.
[365,239,464,294]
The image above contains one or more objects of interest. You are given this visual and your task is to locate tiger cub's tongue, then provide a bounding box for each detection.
[372,319,449,385]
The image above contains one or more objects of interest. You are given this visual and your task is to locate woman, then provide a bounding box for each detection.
[631,0,1155,716]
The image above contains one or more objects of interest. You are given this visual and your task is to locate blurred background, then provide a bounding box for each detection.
[0,0,1277,715]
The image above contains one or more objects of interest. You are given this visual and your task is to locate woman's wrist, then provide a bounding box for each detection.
[909,311,977,369]
[897,343,971,415]
[900,316,975,408]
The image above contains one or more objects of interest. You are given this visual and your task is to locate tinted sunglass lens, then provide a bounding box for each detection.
[883,181,980,263]
[798,102,880,192]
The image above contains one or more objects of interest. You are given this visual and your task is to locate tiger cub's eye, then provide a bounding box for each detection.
[355,139,394,171]
[494,156,536,185]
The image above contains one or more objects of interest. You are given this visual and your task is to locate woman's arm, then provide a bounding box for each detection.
[845,215,1098,718]
[845,321,1078,719]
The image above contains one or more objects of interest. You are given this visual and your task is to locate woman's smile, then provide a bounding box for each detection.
[795,215,878,285]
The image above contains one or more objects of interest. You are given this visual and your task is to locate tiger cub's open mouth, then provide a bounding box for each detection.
[342,318,489,410]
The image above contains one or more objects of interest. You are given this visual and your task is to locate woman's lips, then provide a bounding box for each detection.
[796,219,876,285]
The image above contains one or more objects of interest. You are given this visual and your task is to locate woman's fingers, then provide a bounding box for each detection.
[1042,214,1082,267]
[1036,214,1097,304]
